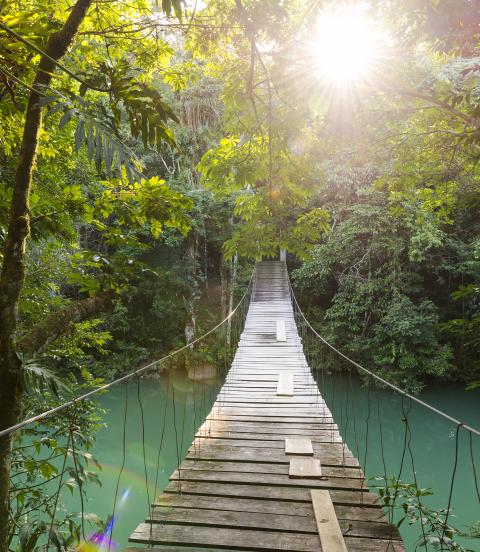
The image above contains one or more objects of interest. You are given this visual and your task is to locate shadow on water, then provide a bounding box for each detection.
[314,367,480,551]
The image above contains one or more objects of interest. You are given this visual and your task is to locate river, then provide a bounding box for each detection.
[78,368,480,551]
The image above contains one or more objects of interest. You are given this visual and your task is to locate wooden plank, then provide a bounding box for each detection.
[126,547,240,552]
[285,437,313,455]
[179,460,362,480]
[148,507,402,539]
[311,489,348,552]
[276,373,294,396]
[217,398,322,404]
[194,430,342,444]
[185,445,359,468]
[214,409,326,418]
[203,415,337,425]
[199,421,338,432]
[150,507,316,533]
[153,493,394,523]
[289,458,323,478]
[163,481,378,506]
[276,319,287,341]
[130,526,404,552]
[130,523,322,551]
[170,469,365,491]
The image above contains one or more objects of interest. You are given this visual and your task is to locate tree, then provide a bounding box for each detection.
[0,1,183,549]
[0,4,94,548]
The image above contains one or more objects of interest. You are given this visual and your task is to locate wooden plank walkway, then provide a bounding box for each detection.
[127,261,405,552]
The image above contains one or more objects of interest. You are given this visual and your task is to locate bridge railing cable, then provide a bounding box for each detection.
[0,267,255,439]
[286,271,480,438]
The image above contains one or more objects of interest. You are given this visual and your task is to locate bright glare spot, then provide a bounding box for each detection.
[310,5,383,85]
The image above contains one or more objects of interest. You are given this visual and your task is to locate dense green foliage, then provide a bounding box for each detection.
[1,0,480,548]
[1,0,477,403]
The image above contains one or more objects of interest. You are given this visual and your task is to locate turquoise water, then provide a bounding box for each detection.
[77,371,221,549]
[317,370,480,550]
[75,368,480,551]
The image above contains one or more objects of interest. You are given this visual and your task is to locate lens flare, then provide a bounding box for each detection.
[119,488,130,506]
[309,4,383,86]
[76,516,118,552]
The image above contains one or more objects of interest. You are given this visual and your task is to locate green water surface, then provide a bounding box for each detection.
[80,369,480,551]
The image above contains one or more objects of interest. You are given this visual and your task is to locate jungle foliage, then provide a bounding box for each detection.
[1,0,480,549]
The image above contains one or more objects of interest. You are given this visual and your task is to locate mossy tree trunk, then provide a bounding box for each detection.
[0,2,92,550]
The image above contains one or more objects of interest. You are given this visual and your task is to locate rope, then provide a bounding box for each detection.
[136,377,152,540]
[286,272,480,438]
[386,396,410,543]
[376,396,389,509]
[108,382,128,551]
[171,383,182,493]
[69,415,87,543]
[440,423,462,551]
[0,268,255,438]
[403,398,428,551]
[46,430,71,551]
[469,432,480,505]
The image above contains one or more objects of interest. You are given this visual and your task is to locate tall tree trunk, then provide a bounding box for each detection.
[220,252,228,321]
[0,2,92,550]
[203,231,208,290]
[184,233,198,346]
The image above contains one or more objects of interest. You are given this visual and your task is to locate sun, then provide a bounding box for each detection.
[309,4,382,86]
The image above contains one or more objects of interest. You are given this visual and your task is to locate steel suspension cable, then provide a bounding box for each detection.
[286,271,480,438]
[0,268,255,438]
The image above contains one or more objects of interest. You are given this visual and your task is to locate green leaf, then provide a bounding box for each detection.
[74,119,85,152]
[59,109,74,130]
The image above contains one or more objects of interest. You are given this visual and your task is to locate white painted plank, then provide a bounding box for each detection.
[276,320,286,341]
[285,437,313,455]
[289,457,322,478]
[311,490,348,552]
[276,373,293,396]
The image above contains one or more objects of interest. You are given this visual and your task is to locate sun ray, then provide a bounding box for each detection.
[308,4,384,86]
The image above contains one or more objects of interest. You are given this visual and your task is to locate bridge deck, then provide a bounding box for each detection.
[127,261,405,551]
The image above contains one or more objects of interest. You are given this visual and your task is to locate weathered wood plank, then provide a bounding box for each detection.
[130,524,322,551]
[194,430,342,444]
[191,437,347,451]
[185,444,359,467]
[170,468,366,491]
[163,481,378,506]
[289,457,323,478]
[285,437,314,455]
[311,490,348,552]
[130,525,405,551]
[179,459,362,479]
[153,493,392,523]
[276,373,294,396]
[148,507,402,540]
[276,320,287,341]
[199,421,339,432]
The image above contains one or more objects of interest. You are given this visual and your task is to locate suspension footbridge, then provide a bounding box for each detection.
[127,261,405,551]
[3,260,478,551]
